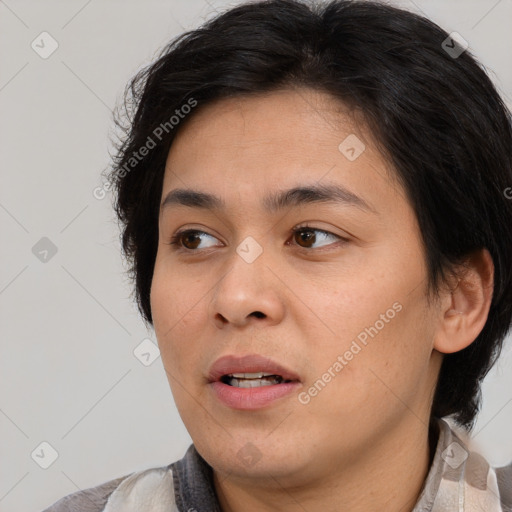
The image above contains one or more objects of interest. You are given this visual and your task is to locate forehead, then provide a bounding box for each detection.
[168,88,362,157]
[161,88,402,215]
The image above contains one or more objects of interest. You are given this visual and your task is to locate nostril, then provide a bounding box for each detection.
[251,311,265,319]
[214,313,229,324]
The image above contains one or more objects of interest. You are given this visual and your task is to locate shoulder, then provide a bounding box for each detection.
[42,466,177,512]
[41,473,132,512]
[413,419,512,511]
[495,461,512,510]
[436,419,512,511]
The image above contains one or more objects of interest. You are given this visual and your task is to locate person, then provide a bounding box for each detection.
[42,0,512,510]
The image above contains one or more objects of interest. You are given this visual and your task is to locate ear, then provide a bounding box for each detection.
[433,248,494,354]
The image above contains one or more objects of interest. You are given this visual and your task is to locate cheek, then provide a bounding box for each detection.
[151,252,204,324]
[299,271,435,410]
[297,272,393,352]
[150,259,206,367]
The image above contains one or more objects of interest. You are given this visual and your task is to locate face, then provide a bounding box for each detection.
[150,88,443,486]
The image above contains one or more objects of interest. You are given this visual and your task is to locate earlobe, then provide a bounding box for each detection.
[433,248,494,355]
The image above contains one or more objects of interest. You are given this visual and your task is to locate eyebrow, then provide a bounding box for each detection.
[160,183,377,215]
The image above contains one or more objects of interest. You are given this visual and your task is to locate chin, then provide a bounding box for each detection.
[197,431,311,482]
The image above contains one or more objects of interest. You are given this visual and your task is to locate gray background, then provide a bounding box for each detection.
[1,1,511,511]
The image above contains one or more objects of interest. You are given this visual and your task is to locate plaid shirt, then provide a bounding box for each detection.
[413,419,511,511]
[43,418,511,511]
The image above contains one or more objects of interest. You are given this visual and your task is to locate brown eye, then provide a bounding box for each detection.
[294,228,317,248]
[180,232,202,249]
[169,230,219,251]
[290,226,344,250]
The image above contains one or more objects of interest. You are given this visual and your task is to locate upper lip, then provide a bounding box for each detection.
[208,354,301,383]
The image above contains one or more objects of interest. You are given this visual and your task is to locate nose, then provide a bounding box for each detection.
[208,250,286,329]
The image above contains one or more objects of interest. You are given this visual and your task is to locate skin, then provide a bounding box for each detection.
[150,87,494,512]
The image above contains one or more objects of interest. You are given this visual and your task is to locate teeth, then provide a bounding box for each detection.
[228,376,283,388]
[230,372,276,379]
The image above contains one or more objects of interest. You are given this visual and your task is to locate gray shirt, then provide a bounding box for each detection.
[41,418,512,511]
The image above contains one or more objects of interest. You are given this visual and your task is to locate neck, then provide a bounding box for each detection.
[213,417,438,512]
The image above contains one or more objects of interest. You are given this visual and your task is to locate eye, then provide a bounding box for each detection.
[168,229,220,251]
[167,225,347,253]
[289,225,346,250]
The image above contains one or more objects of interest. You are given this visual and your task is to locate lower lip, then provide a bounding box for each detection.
[210,380,301,410]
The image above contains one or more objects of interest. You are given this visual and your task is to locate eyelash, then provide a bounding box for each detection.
[167,224,348,253]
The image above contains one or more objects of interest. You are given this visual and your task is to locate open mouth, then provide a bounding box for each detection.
[209,356,302,409]
[220,372,294,388]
